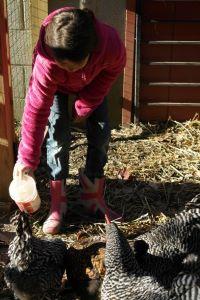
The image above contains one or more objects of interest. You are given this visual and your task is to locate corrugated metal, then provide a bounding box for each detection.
[139,0,200,121]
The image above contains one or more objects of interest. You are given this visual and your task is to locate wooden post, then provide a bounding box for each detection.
[122,0,137,125]
[0,0,14,211]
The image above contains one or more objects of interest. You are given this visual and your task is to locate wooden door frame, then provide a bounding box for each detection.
[0,0,14,210]
[122,0,137,124]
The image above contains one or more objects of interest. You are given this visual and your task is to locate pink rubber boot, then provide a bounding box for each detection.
[42,180,67,234]
[79,168,122,224]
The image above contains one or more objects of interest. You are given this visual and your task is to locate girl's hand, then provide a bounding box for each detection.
[13,162,34,179]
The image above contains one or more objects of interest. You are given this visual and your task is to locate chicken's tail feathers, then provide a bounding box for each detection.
[8,211,33,271]
[11,211,32,238]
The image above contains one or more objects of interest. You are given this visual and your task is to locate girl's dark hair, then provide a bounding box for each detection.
[45,8,98,62]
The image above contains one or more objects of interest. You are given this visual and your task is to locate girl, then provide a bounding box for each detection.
[14,7,126,234]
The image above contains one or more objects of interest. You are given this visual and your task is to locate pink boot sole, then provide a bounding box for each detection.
[42,202,67,235]
[42,218,62,235]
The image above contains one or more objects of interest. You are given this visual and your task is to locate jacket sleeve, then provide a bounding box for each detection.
[74,38,126,118]
[18,56,57,170]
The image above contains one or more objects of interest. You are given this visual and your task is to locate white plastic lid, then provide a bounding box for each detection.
[9,174,37,203]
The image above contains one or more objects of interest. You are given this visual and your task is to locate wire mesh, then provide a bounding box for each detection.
[7,0,32,120]
[6,0,48,121]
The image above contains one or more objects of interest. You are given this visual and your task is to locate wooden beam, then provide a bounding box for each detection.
[122,0,136,125]
[146,41,200,45]
[147,19,200,23]
[153,0,200,2]
[142,102,200,107]
[144,82,200,87]
[145,62,200,66]
[0,0,14,210]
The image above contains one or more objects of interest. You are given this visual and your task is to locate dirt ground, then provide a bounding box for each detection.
[0,120,200,299]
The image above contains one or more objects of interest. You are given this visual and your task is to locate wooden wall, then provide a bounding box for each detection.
[0,0,14,210]
[122,0,137,124]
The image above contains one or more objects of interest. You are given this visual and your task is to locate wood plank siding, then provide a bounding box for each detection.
[128,0,200,122]
[123,0,137,124]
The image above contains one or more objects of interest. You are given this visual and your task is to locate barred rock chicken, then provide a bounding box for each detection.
[133,208,200,262]
[102,197,200,300]
[4,212,67,300]
[101,222,169,300]
[169,253,200,299]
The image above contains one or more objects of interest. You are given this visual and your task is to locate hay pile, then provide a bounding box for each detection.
[0,119,200,298]
[34,119,200,239]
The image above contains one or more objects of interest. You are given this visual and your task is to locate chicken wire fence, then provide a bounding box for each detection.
[6,0,46,121]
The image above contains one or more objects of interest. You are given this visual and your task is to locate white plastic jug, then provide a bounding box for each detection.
[9,174,41,213]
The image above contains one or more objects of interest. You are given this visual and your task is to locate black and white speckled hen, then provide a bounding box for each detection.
[102,197,200,300]
[101,222,169,300]
[4,212,67,300]
[169,253,200,299]
[133,208,200,263]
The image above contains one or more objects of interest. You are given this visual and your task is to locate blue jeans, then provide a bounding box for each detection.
[46,92,111,180]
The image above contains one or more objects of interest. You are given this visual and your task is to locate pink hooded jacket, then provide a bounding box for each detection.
[18,7,126,170]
